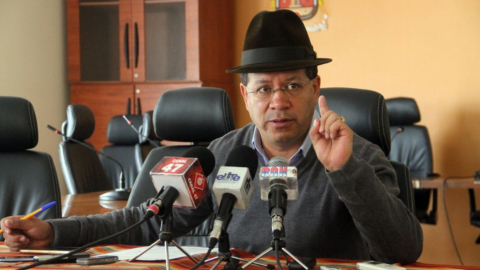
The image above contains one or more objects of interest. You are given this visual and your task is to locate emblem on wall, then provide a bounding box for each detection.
[275,0,319,20]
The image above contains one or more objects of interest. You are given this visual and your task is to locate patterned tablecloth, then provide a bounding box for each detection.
[1,243,478,270]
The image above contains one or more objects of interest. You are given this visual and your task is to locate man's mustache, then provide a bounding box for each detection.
[264,113,296,121]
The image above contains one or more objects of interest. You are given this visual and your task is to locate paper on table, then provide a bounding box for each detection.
[106,245,210,261]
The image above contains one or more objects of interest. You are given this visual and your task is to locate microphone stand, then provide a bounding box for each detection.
[242,187,308,270]
[203,232,239,270]
[129,206,198,270]
[101,115,160,200]
[240,230,308,270]
[99,170,131,201]
[46,125,131,201]
[203,230,274,270]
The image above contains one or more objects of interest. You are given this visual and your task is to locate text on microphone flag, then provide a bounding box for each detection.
[260,166,289,178]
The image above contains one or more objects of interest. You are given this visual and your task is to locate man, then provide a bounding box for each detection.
[1,10,422,264]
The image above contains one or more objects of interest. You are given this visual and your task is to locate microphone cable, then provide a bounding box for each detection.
[441,175,475,266]
[188,246,214,270]
[274,239,284,270]
[123,115,160,147]
[17,209,158,270]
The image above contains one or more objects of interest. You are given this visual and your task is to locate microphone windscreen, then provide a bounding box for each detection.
[269,156,288,167]
[225,145,258,177]
[183,146,216,176]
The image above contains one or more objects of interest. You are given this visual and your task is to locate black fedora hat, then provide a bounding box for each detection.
[226,9,332,73]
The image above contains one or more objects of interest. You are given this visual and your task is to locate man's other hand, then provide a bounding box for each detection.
[1,216,54,251]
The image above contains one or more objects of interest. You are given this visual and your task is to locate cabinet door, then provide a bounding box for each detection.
[68,0,124,82]
[68,0,199,84]
[70,84,134,149]
[134,0,199,82]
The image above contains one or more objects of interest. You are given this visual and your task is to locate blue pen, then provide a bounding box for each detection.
[0,201,56,234]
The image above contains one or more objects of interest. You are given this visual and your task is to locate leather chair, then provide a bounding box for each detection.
[100,114,143,189]
[469,187,480,244]
[134,110,162,172]
[0,97,62,240]
[321,87,415,213]
[386,97,437,224]
[59,104,112,194]
[127,87,235,247]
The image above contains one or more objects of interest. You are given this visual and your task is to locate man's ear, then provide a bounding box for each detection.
[313,75,321,97]
[240,83,250,111]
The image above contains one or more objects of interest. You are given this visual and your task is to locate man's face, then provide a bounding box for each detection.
[240,69,320,150]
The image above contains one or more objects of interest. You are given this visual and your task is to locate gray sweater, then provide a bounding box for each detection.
[49,123,422,264]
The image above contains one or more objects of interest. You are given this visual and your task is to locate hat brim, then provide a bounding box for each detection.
[226,58,332,74]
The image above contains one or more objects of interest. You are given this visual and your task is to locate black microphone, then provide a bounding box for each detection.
[209,146,258,248]
[47,125,130,201]
[391,127,404,142]
[123,115,160,147]
[145,186,180,219]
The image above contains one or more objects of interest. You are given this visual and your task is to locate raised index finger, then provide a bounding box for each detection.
[318,95,329,116]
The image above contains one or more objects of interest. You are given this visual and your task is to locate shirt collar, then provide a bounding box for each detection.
[251,110,319,166]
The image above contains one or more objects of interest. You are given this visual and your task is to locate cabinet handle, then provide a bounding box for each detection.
[136,97,142,115]
[124,23,130,69]
[134,23,139,68]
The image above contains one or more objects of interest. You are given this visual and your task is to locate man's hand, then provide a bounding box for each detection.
[310,95,354,172]
[1,216,54,251]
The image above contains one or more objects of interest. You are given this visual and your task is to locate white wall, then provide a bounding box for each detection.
[0,1,68,194]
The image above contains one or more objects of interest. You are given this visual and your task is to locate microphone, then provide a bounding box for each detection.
[150,146,215,209]
[47,125,131,201]
[209,145,258,247]
[259,157,298,238]
[122,115,160,147]
[145,186,180,219]
[391,127,404,142]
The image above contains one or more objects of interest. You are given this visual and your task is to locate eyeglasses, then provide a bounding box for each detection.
[246,80,313,101]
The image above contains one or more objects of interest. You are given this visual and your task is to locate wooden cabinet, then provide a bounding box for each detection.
[67,0,234,148]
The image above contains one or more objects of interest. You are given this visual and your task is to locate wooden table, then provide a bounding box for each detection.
[1,243,478,270]
[61,191,127,217]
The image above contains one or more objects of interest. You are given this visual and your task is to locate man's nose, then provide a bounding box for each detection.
[269,89,290,109]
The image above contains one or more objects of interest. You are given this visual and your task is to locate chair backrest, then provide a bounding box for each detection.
[134,110,162,172]
[0,97,62,240]
[59,104,112,194]
[386,97,436,224]
[321,88,415,213]
[100,114,143,189]
[127,87,235,246]
[386,98,433,177]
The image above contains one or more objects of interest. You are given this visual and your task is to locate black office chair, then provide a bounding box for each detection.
[0,97,62,240]
[386,97,437,224]
[321,88,415,213]
[127,87,235,247]
[101,114,143,189]
[469,174,480,243]
[59,104,112,194]
[134,110,162,172]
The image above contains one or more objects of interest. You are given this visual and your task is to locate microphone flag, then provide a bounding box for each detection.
[150,156,208,209]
